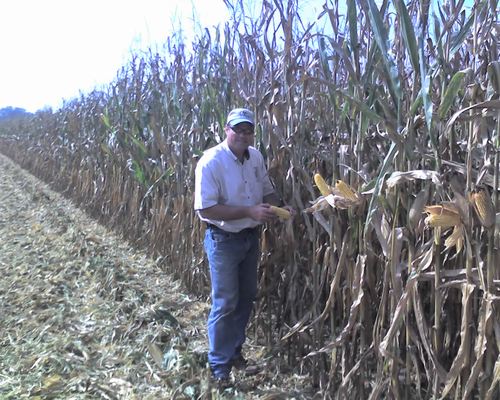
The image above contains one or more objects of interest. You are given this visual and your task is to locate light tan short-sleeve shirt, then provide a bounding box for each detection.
[194,140,275,232]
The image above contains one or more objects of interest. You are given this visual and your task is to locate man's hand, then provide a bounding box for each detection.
[199,203,296,223]
[248,203,277,222]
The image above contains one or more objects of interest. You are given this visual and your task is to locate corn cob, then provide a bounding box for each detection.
[314,173,332,196]
[470,189,495,229]
[270,205,291,219]
[424,213,461,229]
[424,205,461,228]
[334,180,359,202]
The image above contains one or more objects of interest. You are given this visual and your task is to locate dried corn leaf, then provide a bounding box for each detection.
[411,245,448,381]
[312,210,333,238]
[303,196,331,213]
[303,231,350,328]
[146,342,164,369]
[307,255,366,355]
[380,241,434,358]
[409,187,429,228]
[441,283,474,398]
[444,224,464,252]
[462,296,493,398]
[386,170,441,188]
[379,277,415,358]
[485,355,500,400]
[372,210,391,257]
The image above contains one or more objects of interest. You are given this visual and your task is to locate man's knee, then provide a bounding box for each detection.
[212,293,238,316]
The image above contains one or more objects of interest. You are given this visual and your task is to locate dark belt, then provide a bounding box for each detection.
[206,223,259,234]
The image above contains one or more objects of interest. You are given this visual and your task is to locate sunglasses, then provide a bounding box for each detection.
[230,123,255,136]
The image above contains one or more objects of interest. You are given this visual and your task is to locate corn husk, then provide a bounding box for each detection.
[424,204,462,228]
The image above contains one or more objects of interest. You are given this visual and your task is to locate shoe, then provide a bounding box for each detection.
[231,354,248,370]
[211,374,231,390]
[232,354,260,376]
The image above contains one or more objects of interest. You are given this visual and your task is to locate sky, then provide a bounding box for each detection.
[0,0,330,114]
[1,1,476,114]
[0,0,233,113]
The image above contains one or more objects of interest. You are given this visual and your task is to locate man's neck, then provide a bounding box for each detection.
[228,145,249,163]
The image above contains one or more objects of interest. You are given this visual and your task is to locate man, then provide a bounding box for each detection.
[194,108,294,385]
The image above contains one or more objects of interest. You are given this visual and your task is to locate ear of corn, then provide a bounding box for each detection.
[270,205,291,219]
[314,173,332,196]
[334,180,359,202]
[470,188,495,229]
[424,213,461,229]
[424,204,462,228]
[308,177,362,212]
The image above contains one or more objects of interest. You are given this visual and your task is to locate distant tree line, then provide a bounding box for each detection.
[0,107,31,121]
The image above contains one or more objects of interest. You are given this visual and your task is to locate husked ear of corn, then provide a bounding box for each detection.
[314,173,332,196]
[270,205,291,219]
[306,178,362,212]
[334,180,359,202]
[470,188,495,229]
[424,204,462,228]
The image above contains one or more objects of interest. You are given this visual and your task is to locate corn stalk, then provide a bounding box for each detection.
[1,0,499,398]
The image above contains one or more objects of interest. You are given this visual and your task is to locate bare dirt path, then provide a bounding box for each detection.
[0,154,312,399]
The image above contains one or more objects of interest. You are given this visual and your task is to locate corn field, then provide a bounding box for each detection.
[1,0,500,398]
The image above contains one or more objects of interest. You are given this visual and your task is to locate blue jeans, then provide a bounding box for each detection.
[204,225,260,378]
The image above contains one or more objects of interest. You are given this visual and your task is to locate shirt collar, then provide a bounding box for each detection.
[222,140,250,162]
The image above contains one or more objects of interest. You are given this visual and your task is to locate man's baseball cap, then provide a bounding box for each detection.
[227,108,254,127]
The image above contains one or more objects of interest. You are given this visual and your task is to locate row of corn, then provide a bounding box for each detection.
[272,173,497,254]
[270,173,363,219]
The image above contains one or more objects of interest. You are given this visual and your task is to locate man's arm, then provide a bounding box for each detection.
[199,203,277,223]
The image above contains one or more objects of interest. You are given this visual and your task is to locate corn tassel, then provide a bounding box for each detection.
[314,173,332,196]
[270,205,291,219]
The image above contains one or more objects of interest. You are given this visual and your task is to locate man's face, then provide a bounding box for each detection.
[226,122,255,154]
